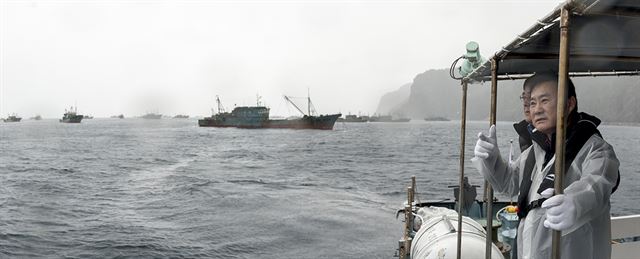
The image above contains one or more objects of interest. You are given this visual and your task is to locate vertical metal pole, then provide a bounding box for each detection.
[485,58,498,259]
[405,186,414,257]
[553,6,571,259]
[411,176,416,202]
[456,80,468,259]
[408,186,414,215]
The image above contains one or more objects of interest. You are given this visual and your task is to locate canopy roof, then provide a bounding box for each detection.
[464,0,640,82]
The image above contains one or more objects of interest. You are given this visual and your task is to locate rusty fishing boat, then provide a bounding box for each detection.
[198,95,341,130]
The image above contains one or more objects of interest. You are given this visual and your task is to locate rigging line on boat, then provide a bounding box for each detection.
[283,95,320,116]
[283,95,307,116]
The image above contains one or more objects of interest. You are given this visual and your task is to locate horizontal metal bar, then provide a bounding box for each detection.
[586,8,640,18]
[503,53,640,62]
[469,70,640,82]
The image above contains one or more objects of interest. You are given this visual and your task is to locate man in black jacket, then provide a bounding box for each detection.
[513,77,535,152]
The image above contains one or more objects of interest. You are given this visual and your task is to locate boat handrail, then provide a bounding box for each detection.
[611,215,640,240]
[611,215,640,258]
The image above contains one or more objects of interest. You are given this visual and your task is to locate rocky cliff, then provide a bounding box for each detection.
[377,68,640,123]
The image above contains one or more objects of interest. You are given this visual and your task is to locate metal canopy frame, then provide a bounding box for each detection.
[462,0,640,83]
[453,1,640,259]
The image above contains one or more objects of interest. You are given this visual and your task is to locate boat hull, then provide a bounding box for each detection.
[60,115,83,123]
[266,114,341,129]
[370,115,411,122]
[3,118,21,122]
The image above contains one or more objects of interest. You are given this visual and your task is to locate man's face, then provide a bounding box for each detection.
[530,81,557,136]
[521,89,532,123]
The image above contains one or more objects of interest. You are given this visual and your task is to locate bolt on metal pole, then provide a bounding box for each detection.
[552,5,571,259]
[456,80,468,259]
[485,58,498,259]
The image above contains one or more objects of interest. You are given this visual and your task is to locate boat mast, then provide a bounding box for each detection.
[216,95,225,114]
[305,88,318,116]
[307,88,310,116]
[283,95,306,116]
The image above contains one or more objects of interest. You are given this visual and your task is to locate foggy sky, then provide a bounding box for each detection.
[1,0,562,118]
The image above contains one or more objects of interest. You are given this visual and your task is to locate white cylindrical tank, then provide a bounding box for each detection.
[411,208,504,259]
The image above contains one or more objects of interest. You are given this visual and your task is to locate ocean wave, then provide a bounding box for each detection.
[227,179,266,185]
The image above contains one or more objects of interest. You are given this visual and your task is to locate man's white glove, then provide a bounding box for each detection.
[474,125,500,166]
[541,188,577,231]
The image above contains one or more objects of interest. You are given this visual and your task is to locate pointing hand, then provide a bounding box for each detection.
[474,125,499,161]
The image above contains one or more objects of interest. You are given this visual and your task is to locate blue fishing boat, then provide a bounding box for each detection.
[60,106,83,123]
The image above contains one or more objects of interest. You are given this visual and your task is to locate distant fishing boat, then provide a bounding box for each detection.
[391,118,411,122]
[424,116,450,122]
[173,114,189,119]
[110,114,124,119]
[30,115,42,120]
[198,95,341,130]
[3,114,22,122]
[60,106,83,123]
[141,113,162,119]
[338,114,368,123]
[370,114,411,122]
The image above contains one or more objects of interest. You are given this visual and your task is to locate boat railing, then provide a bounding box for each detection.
[611,215,640,258]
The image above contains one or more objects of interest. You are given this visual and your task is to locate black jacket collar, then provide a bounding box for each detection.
[530,112,601,166]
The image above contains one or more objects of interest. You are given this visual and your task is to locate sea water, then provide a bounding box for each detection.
[1,119,638,258]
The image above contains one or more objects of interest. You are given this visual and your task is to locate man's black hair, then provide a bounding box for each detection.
[524,71,578,111]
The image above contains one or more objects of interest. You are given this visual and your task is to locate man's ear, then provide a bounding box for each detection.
[567,96,577,113]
